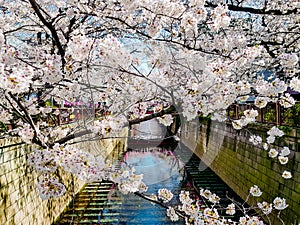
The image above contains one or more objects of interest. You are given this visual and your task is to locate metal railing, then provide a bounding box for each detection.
[227,101,300,128]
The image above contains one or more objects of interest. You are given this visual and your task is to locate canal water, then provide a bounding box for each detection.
[113,148,186,224]
[107,120,187,224]
[55,119,244,224]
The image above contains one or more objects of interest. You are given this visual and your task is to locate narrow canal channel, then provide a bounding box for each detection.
[54,119,244,225]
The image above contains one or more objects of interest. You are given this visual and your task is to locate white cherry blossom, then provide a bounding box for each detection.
[279,93,295,108]
[249,135,262,145]
[290,77,300,93]
[18,124,35,144]
[166,207,179,222]
[267,126,285,137]
[268,149,279,158]
[158,188,173,203]
[279,53,299,68]
[158,114,173,126]
[278,156,289,165]
[254,97,269,108]
[200,189,212,199]
[282,170,292,179]
[266,135,275,144]
[249,185,262,197]
[273,197,288,210]
[280,147,291,157]
[244,109,258,122]
[258,201,272,215]
[226,203,236,215]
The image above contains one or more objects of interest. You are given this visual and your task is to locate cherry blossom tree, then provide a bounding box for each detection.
[0,0,299,224]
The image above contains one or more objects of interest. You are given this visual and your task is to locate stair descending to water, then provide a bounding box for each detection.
[55,178,187,224]
[54,181,122,225]
[176,144,247,219]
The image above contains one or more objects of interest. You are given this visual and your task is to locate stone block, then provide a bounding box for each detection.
[0,161,11,176]
[296,129,300,139]
[5,202,18,221]
[20,216,30,225]
[13,210,25,225]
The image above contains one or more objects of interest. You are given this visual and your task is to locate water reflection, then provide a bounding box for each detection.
[129,119,166,140]
[115,119,185,224]
[124,148,184,189]
[117,148,185,224]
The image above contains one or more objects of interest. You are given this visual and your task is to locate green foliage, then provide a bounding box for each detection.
[199,114,212,122]
[263,108,276,123]
[281,104,300,127]
[277,125,292,134]
[0,122,7,132]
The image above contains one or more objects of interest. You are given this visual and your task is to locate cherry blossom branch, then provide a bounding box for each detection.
[7,92,46,147]
[4,95,27,123]
[134,192,186,219]
[105,16,231,58]
[52,129,93,146]
[3,25,43,35]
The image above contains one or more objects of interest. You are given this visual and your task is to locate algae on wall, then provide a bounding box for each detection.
[181,120,300,225]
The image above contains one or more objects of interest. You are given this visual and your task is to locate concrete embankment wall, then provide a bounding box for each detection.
[181,118,300,225]
[0,128,127,225]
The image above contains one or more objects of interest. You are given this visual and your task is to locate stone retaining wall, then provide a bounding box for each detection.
[181,119,300,225]
[0,128,127,225]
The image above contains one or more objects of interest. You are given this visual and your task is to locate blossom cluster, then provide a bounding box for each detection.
[97,35,132,68]
[0,110,12,124]
[0,64,34,94]
[89,115,126,137]
[65,35,94,62]
[163,187,284,224]
[116,168,147,194]
[29,144,149,199]
[262,127,293,179]
[158,114,174,126]
[245,124,293,181]
[129,102,148,119]
[0,29,4,50]
[255,78,288,98]
[18,124,35,144]
[290,77,300,93]
[279,53,299,68]
[40,54,63,84]
[249,185,288,216]
[158,188,174,203]
[37,174,66,200]
[28,144,106,181]
[232,109,258,130]
[166,207,179,222]
[211,5,231,31]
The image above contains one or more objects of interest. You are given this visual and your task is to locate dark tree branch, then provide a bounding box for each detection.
[53,129,94,146]
[128,105,176,126]
[28,0,66,65]
[205,2,299,15]
[52,105,176,146]
[8,92,46,147]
